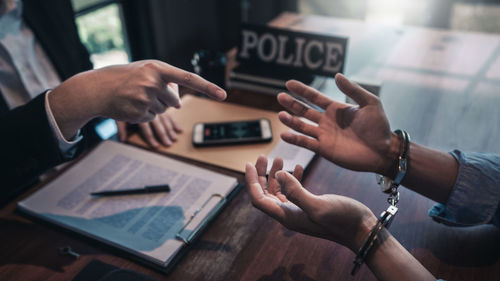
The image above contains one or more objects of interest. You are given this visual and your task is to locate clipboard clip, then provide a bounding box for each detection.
[175,194,225,244]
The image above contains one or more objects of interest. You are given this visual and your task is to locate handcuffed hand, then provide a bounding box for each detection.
[277,73,399,175]
[245,155,377,252]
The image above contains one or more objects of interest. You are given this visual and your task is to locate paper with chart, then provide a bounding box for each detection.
[18,141,238,267]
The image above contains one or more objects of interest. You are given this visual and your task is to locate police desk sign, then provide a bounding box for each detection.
[238,24,348,77]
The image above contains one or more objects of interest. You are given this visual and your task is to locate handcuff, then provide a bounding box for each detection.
[376,129,410,205]
[351,129,410,275]
[351,205,398,275]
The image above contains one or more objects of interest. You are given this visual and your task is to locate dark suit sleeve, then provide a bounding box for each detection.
[0,92,84,202]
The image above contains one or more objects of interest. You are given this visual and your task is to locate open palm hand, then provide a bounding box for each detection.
[245,156,376,251]
[277,74,397,174]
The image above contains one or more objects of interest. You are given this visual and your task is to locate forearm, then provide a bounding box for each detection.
[48,71,102,140]
[365,228,436,281]
[382,133,459,204]
[350,208,436,281]
[401,142,458,204]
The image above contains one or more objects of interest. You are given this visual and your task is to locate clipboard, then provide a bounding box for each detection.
[17,141,242,274]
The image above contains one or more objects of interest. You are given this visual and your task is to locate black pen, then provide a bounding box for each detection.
[90,184,171,197]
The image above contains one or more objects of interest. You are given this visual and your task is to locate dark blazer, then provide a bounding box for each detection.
[0,0,92,204]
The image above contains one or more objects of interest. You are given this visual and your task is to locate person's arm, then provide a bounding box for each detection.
[49,60,226,140]
[0,92,66,197]
[275,73,457,204]
[277,74,500,227]
[245,157,436,281]
[0,60,226,197]
[428,150,500,227]
[44,90,84,158]
[364,228,435,281]
[397,143,458,204]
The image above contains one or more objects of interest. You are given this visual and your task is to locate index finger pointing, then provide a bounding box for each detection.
[158,62,227,101]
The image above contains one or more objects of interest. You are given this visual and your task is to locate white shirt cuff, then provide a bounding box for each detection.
[45,90,83,157]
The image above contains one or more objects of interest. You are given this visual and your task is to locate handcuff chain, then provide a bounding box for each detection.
[387,187,399,206]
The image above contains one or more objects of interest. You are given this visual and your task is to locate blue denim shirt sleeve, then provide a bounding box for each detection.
[428,150,500,227]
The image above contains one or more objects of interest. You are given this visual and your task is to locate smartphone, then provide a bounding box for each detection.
[192,119,272,147]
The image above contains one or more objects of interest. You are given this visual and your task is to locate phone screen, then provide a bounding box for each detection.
[203,121,262,141]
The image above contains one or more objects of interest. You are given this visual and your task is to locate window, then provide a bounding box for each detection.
[298,0,500,33]
[72,0,130,69]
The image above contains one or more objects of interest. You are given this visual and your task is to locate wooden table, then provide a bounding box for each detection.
[1,12,500,281]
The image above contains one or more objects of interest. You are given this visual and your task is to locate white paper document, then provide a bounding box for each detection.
[267,137,316,173]
[18,141,239,269]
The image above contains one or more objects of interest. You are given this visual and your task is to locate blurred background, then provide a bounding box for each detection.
[70,0,500,70]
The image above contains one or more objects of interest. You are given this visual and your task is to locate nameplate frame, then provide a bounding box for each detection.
[237,23,348,77]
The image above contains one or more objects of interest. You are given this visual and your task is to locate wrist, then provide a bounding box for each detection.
[364,228,436,281]
[49,75,100,138]
[349,212,378,253]
[72,70,106,117]
[378,132,402,178]
[351,205,398,275]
